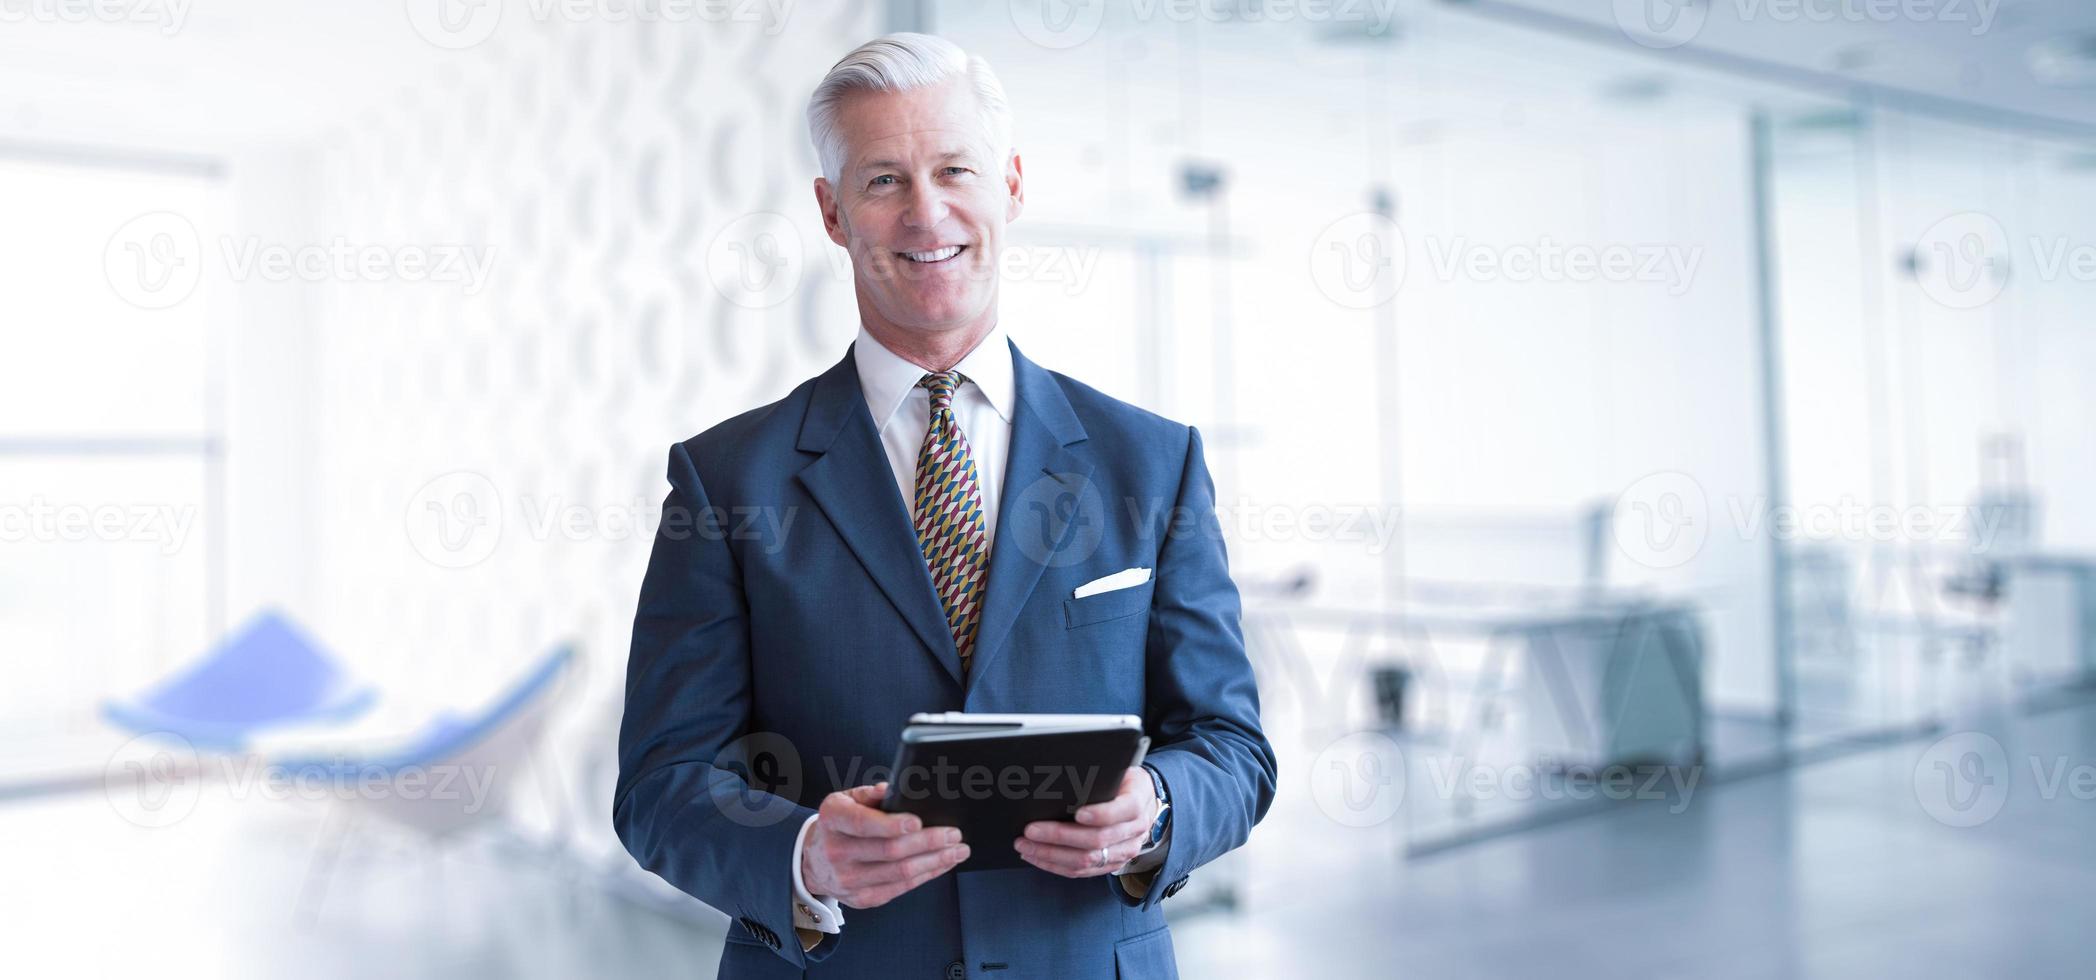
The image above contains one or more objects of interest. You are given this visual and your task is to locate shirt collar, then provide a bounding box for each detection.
[854,320,1016,431]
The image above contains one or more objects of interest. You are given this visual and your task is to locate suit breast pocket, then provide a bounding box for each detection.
[1063,580,1155,629]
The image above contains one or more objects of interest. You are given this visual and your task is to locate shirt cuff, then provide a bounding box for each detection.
[790,813,844,935]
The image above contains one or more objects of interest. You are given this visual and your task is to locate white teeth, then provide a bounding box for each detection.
[902,245,962,263]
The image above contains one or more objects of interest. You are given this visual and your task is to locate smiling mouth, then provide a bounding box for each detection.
[897,245,967,264]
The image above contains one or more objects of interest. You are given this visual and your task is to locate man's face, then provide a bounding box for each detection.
[815,77,1022,340]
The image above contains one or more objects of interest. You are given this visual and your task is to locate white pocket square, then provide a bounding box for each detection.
[1073,567,1152,599]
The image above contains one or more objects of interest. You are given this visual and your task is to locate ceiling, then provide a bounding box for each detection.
[0,0,2090,166]
[1459,0,2096,133]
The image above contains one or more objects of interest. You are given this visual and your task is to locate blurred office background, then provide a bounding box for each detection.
[3,0,2094,976]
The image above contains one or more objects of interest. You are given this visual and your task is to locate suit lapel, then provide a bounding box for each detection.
[967,341,1092,694]
[795,348,964,686]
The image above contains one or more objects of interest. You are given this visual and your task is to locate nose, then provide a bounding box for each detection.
[900,182,950,231]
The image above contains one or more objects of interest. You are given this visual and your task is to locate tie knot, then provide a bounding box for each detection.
[917,371,966,407]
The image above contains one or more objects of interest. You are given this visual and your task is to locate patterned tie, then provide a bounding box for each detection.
[912,371,989,676]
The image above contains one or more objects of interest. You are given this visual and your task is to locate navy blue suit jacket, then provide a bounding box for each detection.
[615,341,1277,979]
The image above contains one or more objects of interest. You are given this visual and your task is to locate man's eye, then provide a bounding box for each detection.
[942,167,970,177]
[870,175,898,187]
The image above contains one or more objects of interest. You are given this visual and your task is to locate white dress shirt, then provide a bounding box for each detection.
[786,323,1167,950]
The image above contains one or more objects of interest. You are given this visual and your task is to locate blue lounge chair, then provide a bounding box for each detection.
[102,611,377,751]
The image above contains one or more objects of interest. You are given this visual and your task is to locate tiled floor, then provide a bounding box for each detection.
[5,692,2091,978]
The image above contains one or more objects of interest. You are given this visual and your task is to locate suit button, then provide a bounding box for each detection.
[1163,877,1187,898]
[946,960,966,979]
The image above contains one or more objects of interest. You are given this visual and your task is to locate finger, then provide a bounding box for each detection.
[822,786,921,838]
[1073,770,1147,826]
[1014,836,1139,878]
[1015,836,1084,875]
[831,825,963,864]
[854,850,963,907]
[851,841,970,886]
[847,782,890,806]
[1022,814,1147,850]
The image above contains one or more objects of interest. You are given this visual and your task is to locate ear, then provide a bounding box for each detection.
[814,176,848,248]
[1004,150,1025,224]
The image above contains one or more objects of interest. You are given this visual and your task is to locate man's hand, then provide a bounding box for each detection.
[1013,766,1157,877]
[801,782,969,908]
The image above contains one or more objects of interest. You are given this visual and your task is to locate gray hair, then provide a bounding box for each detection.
[806,32,1013,184]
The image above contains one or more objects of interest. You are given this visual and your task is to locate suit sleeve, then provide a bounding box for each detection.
[1109,425,1280,909]
[614,441,840,965]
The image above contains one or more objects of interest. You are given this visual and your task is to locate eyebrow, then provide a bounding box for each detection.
[855,150,981,173]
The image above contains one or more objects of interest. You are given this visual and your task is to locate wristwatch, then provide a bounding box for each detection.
[1141,763,1171,847]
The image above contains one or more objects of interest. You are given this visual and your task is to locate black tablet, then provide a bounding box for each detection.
[880,712,1149,872]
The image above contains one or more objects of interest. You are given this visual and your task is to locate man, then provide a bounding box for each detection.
[614,33,1276,980]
